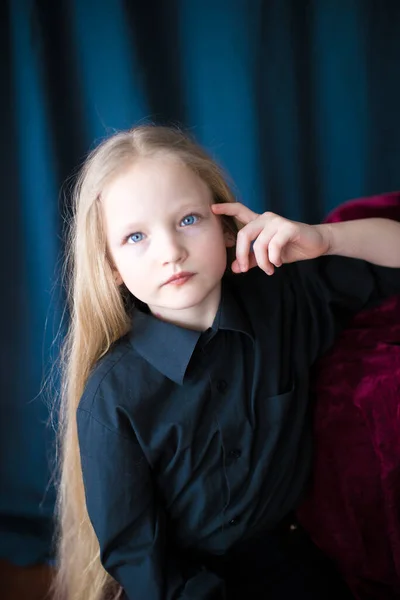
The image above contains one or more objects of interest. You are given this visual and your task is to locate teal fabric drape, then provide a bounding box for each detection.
[2,0,400,564]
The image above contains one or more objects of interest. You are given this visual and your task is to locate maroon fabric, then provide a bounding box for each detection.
[296,192,400,599]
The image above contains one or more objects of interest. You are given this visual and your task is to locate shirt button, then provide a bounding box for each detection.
[229,517,240,526]
[216,379,228,393]
[228,448,242,459]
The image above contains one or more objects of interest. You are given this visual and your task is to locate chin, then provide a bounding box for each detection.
[163,288,215,310]
[166,296,207,311]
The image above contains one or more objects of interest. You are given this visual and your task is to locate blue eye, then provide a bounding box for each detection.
[181,214,199,227]
[128,232,145,244]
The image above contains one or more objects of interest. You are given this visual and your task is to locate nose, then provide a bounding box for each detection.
[155,230,187,265]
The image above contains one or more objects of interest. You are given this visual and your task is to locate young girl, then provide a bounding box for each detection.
[55,125,400,600]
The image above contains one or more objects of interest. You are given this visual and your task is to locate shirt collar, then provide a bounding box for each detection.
[129,275,253,385]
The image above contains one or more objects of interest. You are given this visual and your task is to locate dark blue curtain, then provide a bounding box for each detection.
[2,0,400,565]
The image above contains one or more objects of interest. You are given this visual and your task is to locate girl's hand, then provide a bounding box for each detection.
[212,202,331,275]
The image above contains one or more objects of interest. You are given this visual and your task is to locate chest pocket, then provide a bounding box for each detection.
[250,387,298,473]
[256,386,295,428]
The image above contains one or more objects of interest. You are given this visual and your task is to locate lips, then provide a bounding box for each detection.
[163,272,194,286]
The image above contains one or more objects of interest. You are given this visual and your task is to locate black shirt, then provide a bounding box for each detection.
[77,256,400,600]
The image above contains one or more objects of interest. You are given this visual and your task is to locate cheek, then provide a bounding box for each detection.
[113,250,146,281]
[184,219,226,248]
[191,230,228,269]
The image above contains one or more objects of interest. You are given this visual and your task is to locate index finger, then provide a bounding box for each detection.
[211,202,259,225]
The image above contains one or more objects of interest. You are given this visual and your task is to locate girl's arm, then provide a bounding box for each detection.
[319,218,400,267]
[77,408,225,600]
[212,202,400,273]
[212,201,400,364]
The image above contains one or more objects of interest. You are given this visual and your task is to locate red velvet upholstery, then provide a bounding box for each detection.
[296,192,400,599]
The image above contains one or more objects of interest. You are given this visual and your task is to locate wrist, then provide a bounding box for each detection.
[314,223,335,256]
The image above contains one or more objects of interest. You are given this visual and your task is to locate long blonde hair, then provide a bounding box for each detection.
[54,125,239,600]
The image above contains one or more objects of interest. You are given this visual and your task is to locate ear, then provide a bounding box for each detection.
[224,229,236,248]
[113,269,124,286]
[107,252,124,286]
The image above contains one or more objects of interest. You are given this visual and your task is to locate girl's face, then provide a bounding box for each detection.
[101,155,234,330]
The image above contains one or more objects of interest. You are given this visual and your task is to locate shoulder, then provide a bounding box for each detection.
[233,257,369,301]
[77,335,156,431]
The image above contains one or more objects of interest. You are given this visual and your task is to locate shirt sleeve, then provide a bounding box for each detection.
[77,408,226,600]
[290,255,400,364]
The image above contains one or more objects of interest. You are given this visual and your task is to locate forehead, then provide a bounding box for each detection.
[101,155,212,224]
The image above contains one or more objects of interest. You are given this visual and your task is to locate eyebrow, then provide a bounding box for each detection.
[120,222,142,233]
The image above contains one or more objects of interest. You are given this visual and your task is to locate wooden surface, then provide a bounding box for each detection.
[0,560,55,600]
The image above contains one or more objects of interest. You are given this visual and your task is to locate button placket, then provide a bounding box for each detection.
[228,448,242,460]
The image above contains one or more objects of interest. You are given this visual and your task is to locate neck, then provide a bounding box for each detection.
[149,282,221,331]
